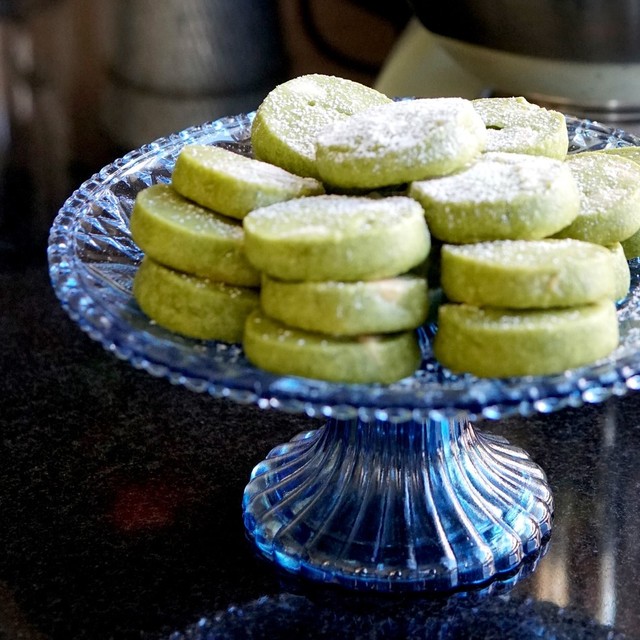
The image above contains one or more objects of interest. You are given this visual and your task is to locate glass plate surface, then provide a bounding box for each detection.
[48,113,640,423]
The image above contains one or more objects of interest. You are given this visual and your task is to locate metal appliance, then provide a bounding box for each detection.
[0,0,286,258]
[377,1,640,131]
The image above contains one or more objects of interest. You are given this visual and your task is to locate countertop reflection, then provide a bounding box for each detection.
[0,263,639,639]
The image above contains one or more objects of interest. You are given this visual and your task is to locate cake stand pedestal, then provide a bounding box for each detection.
[244,414,552,591]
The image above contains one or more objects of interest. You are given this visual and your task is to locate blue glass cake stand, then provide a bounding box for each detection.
[48,113,640,593]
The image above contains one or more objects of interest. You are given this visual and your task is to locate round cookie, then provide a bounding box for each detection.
[440,239,617,308]
[243,195,430,282]
[434,301,619,378]
[243,309,421,384]
[602,148,640,258]
[260,273,429,336]
[554,152,640,245]
[251,74,392,179]
[171,144,324,220]
[608,242,631,301]
[621,227,640,259]
[130,183,260,286]
[314,98,486,190]
[409,152,580,243]
[133,257,259,343]
[601,145,640,165]
[472,96,568,159]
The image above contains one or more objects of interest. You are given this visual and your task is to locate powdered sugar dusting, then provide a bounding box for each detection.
[412,152,567,204]
[445,238,611,266]
[473,96,567,156]
[451,301,614,329]
[568,152,640,215]
[314,98,487,187]
[485,126,539,151]
[245,194,423,240]
[254,74,391,157]
[317,98,484,160]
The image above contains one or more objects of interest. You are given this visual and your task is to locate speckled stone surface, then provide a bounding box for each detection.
[1,261,639,639]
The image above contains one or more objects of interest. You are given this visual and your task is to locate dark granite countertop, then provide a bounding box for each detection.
[1,259,639,639]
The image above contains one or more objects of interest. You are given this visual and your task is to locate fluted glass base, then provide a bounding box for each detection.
[243,415,553,592]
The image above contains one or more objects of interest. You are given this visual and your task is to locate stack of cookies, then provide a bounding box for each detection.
[129,72,640,383]
[242,194,430,384]
[434,239,620,377]
[130,143,324,343]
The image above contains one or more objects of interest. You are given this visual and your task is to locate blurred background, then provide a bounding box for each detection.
[0,0,411,265]
[2,0,640,266]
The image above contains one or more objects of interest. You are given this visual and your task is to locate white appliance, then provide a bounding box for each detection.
[376,19,640,134]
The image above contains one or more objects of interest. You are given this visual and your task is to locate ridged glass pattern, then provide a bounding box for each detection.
[48,114,640,424]
[243,414,552,591]
[47,112,639,591]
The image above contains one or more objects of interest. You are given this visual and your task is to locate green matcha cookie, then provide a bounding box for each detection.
[607,155,640,259]
[608,242,631,301]
[243,309,421,384]
[579,149,640,255]
[409,152,580,243]
[130,183,260,286]
[251,74,392,179]
[472,96,568,159]
[441,239,616,308]
[243,195,430,281]
[601,145,640,165]
[260,273,429,336]
[621,227,640,259]
[554,152,640,245]
[434,301,619,378]
[171,144,324,220]
[133,257,259,343]
[315,98,486,189]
